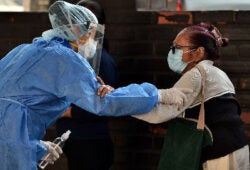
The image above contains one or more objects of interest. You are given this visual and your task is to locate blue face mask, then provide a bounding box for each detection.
[167,48,188,74]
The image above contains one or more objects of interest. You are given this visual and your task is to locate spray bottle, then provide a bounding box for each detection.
[38,130,71,169]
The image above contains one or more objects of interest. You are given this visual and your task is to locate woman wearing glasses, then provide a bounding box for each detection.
[133,23,249,170]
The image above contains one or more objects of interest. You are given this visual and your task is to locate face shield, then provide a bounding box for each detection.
[77,22,104,75]
[42,1,104,74]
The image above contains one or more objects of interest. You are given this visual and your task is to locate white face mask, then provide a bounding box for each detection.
[167,48,187,74]
[78,39,97,59]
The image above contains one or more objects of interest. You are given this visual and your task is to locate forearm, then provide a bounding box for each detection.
[132,69,202,124]
[74,83,158,117]
[132,104,180,124]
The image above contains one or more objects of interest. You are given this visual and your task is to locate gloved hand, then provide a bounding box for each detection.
[158,87,193,107]
[40,140,63,164]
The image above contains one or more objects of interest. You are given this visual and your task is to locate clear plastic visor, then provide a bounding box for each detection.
[77,22,105,75]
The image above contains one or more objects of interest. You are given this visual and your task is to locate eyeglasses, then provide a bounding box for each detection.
[170,45,197,54]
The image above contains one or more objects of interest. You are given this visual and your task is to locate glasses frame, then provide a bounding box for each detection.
[170,45,197,54]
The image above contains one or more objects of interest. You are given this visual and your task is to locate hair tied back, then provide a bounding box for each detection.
[200,22,229,47]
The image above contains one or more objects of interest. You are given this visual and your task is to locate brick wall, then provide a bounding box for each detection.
[0,0,250,169]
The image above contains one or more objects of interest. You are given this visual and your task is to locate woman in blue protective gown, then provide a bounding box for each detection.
[0,1,190,170]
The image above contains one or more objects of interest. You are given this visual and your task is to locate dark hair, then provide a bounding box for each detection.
[76,0,106,25]
[183,22,229,60]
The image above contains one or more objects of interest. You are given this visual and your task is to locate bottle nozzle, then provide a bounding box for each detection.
[61,130,71,141]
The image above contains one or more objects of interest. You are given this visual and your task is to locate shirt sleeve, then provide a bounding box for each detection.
[132,68,202,124]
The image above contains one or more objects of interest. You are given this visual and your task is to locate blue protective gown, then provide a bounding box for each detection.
[0,37,158,170]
